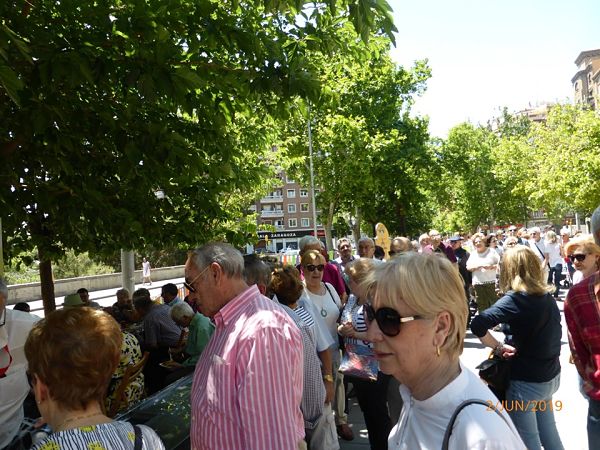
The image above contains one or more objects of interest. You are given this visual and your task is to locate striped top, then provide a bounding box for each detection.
[30,422,164,450]
[190,285,304,450]
[340,294,371,348]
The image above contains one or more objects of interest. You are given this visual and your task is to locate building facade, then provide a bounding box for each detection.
[254,172,324,252]
[572,49,600,110]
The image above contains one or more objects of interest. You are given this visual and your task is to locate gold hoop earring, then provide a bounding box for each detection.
[436,346,441,357]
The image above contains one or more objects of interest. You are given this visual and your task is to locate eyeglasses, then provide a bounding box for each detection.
[474,240,483,245]
[305,264,325,272]
[363,303,422,337]
[184,264,211,293]
[505,242,517,247]
[568,253,588,263]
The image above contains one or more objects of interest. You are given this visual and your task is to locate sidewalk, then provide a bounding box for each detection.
[339,397,371,449]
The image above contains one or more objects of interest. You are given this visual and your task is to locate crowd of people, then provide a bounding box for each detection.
[1,206,600,449]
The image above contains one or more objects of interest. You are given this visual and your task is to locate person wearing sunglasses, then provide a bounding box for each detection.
[471,246,563,450]
[301,249,350,440]
[365,254,525,449]
[185,243,304,450]
[338,258,391,450]
[0,278,40,449]
[565,206,600,449]
[564,236,600,286]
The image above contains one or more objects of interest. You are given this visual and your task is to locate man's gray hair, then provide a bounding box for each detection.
[0,278,7,301]
[337,237,351,249]
[358,237,374,247]
[592,205,600,245]
[170,301,194,322]
[189,242,244,278]
[299,235,320,252]
[243,254,271,287]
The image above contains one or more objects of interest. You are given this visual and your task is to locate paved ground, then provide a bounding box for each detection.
[339,286,588,450]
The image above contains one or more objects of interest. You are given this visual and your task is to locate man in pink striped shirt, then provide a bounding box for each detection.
[185,243,305,450]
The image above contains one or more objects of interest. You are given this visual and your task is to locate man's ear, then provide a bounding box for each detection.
[257,284,267,296]
[33,376,50,404]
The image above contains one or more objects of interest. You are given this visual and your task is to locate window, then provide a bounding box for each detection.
[288,218,297,228]
[301,218,310,228]
[286,175,295,184]
[287,189,296,198]
[300,189,309,197]
[275,220,284,228]
[300,203,309,212]
[263,220,272,225]
[288,204,296,213]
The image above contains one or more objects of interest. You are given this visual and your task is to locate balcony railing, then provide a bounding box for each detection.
[261,210,284,218]
[260,195,283,203]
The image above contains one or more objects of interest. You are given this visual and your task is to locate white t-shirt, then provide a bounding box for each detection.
[388,361,526,450]
[0,309,40,448]
[466,249,499,285]
[529,239,547,263]
[545,242,563,267]
[304,282,341,348]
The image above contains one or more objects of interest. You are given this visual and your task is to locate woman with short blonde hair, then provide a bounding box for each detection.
[471,246,563,449]
[564,236,600,284]
[366,253,524,449]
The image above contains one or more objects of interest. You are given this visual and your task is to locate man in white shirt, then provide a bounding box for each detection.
[0,279,39,448]
[528,226,549,269]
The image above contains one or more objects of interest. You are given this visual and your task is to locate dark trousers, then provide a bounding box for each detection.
[144,347,170,394]
[349,372,392,450]
[547,263,563,297]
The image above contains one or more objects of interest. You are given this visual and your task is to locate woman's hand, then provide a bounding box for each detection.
[498,343,517,359]
[337,322,354,337]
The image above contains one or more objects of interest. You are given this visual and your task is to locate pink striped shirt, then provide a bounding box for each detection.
[190,285,304,450]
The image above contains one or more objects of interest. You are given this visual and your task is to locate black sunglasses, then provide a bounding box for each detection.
[568,253,588,262]
[184,265,211,293]
[363,303,422,337]
[305,264,325,272]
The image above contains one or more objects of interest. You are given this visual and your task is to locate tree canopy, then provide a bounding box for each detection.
[0,0,397,311]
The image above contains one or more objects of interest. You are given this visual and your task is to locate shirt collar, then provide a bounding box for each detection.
[214,284,259,328]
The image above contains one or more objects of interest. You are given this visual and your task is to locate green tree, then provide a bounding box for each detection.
[1,0,395,313]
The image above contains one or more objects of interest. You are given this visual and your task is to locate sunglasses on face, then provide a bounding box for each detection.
[305,264,325,272]
[363,303,422,337]
[506,242,517,247]
[568,253,588,262]
[184,264,211,293]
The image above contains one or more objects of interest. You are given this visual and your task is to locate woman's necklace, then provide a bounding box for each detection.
[55,412,106,432]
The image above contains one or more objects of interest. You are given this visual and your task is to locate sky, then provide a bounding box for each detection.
[388,0,600,137]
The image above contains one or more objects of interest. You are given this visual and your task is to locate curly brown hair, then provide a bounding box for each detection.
[25,307,122,410]
[270,265,304,306]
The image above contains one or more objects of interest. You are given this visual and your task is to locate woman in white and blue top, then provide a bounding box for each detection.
[338,258,391,450]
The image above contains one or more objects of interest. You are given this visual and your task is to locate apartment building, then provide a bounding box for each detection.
[254,172,324,252]
[572,49,600,110]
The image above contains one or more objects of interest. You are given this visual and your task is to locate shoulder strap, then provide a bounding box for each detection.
[323,282,340,308]
[441,399,512,450]
[534,242,545,259]
[133,424,143,450]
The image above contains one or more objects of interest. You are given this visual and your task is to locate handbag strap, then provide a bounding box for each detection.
[133,424,143,450]
[441,399,513,450]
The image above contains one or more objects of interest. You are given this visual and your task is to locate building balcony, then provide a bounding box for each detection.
[261,210,284,218]
[260,195,283,203]
[248,205,257,212]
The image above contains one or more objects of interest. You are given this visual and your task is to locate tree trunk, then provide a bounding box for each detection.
[353,208,361,242]
[324,201,336,253]
[38,249,56,315]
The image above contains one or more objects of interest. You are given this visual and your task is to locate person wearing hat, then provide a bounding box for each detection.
[63,293,86,308]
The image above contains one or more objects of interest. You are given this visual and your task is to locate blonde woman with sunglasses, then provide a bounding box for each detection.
[564,236,600,285]
[365,253,524,450]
